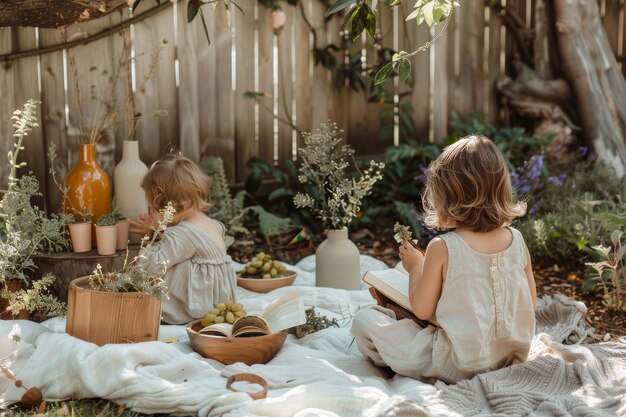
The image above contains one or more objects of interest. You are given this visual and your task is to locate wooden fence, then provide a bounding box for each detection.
[0,0,624,212]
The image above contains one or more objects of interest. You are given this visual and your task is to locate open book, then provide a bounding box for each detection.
[363,263,432,327]
[199,292,307,338]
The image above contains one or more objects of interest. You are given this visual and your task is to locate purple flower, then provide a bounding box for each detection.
[580,146,588,156]
[587,151,596,161]
[528,154,544,182]
[417,164,428,182]
[548,173,567,186]
[529,199,543,215]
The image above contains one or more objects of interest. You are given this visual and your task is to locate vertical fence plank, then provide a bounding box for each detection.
[276,6,294,166]
[432,17,450,141]
[11,28,45,210]
[309,1,329,131]
[378,5,395,144]
[0,28,15,190]
[345,33,369,154]
[214,6,236,182]
[234,4,256,181]
[133,3,178,165]
[39,29,68,212]
[487,4,503,124]
[257,4,275,165]
[326,15,349,143]
[176,3,200,161]
[295,2,313,150]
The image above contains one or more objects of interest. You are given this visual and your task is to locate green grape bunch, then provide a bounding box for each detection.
[239,252,287,279]
[200,300,246,327]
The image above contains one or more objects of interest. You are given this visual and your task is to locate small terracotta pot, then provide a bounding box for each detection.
[116,219,130,251]
[95,224,118,255]
[68,221,92,253]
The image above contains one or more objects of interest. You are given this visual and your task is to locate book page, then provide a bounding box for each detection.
[261,292,307,333]
[363,269,411,310]
[232,316,271,337]
[198,322,233,338]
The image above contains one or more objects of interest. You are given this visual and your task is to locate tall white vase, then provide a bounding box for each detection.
[315,228,361,290]
[114,141,149,221]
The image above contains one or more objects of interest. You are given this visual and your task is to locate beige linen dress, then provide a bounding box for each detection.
[138,220,237,324]
[351,227,535,384]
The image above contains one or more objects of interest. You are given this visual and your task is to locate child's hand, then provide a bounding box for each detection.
[399,240,425,273]
[129,213,159,238]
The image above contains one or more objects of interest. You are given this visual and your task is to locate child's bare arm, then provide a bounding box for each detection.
[524,245,537,308]
[405,238,445,321]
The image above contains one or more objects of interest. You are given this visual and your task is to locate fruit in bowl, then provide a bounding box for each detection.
[237,253,296,292]
[239,252,288,279]
[200,300,247,326]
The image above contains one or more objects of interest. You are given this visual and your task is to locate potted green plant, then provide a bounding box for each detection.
[66,202,174,345]
[293,122,384,290]
[94,209,119,256]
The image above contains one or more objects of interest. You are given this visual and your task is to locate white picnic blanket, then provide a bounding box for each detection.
[1,255,625,416]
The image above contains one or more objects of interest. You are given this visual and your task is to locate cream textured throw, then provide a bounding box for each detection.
[1,256,625,417]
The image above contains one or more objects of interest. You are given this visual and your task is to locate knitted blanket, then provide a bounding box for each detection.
[1,255,625,417]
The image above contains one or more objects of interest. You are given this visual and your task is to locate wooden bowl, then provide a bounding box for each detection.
[236,270,296,293]
[186,319,288,365]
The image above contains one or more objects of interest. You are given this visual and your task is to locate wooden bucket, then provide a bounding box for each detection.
[66,276,162,346]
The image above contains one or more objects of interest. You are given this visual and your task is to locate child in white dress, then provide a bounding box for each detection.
[351,135,537,384]
[130,154,237,324]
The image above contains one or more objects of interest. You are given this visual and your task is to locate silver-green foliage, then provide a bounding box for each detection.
[293,121,385,230]
[585,230,626,311]
[0,273,66,316]
[0,100,71,286]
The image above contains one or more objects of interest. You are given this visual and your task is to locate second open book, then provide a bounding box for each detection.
[363,263,433,327]
[199,292,307,338]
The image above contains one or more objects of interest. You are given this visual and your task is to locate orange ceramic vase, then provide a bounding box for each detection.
[63,144,112,247]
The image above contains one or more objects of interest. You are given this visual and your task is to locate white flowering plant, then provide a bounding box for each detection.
[0,100,71,285]
[293,122,385,230]
[89,202,176,301]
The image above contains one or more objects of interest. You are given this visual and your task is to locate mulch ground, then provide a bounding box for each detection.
[234,227,626,343]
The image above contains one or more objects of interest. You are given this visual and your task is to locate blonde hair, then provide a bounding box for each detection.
[422,135,526,232]
[141,153,212,213]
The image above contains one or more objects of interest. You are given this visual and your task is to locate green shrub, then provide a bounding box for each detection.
[515,159,626,264]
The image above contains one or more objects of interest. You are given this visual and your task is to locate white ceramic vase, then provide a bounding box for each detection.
[315,228,361,290]
[114,141,149,221]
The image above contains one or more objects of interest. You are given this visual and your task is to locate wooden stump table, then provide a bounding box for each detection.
[32,246,140,303]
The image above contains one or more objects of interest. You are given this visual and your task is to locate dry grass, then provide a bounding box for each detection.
[1,400,141,417]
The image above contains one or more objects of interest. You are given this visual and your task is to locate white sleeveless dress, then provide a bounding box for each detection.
[351,227,535,384]
[138,220,237,325]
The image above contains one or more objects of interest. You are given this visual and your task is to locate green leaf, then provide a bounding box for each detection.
[398,58,411,82]
[187,0,200,23]
[374,62,394,85]
[326,0,358,17]
[351,5,365,41]
[365,7,377,39]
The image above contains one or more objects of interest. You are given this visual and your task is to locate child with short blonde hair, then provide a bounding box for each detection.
[351,135,537,383]
[131,154,236,324]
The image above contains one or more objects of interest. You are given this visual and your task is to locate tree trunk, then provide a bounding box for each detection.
[0,1,127,28]
[553,0,626,177]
